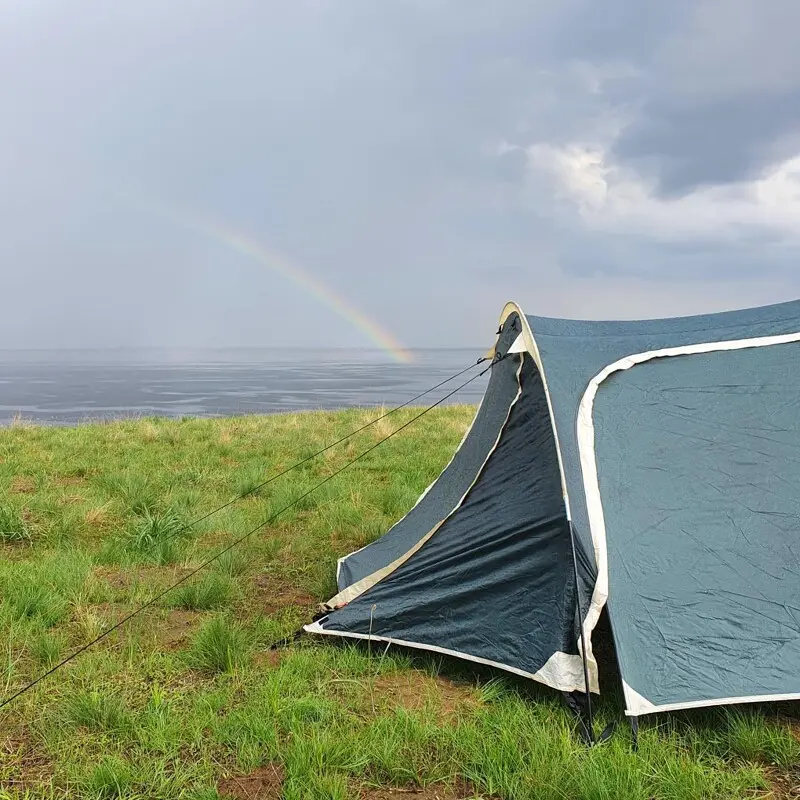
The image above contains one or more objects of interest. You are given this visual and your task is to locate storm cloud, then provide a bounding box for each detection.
[2,0,799,350]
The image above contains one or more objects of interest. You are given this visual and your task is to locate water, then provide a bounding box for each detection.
[0,348,489,426]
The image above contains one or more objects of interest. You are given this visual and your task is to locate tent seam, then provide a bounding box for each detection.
[498,302,600,692]
[577,331,800,716]
[335,382,489,584]
[320,355,525,610]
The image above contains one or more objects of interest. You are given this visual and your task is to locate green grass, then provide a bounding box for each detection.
[121,507,189,566]
[61,690,131,735]
[186,616,250,673]
[0,504,30,544]
[0,408,796,798]
[170,574,236,612]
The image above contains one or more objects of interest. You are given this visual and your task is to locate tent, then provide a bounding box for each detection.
[305,300,800,718]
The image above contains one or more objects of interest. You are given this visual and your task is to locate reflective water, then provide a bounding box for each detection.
[0,348,488,425]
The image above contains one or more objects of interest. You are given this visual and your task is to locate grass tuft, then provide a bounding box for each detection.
[211,547,249,578]
[81,756,136,799]
[7,582,66,627]
[29,629,66,667]
[717,709,800,766]
[126,508,187,565]
[97,471,158,516]
[0,503,31,543]
[187,615,250,673]
[235,466,266,498]
[476,677,512,705]
[170,573,235,611]
[62,689,131,735]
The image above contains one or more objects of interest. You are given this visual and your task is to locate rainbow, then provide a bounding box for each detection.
[144,203,414,364]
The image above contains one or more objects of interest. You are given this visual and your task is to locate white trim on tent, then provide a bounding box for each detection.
[622,681,800,716]
[322,357,525,611]
[302,621,590,694]
[498,303,599,692]
[499,304,572,519]
[578,331,800,716]
[507,333,527,354]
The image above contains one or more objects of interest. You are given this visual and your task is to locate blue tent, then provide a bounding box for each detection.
[307,300,800,717]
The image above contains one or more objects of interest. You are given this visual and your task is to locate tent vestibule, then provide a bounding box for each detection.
[306,300,800,717]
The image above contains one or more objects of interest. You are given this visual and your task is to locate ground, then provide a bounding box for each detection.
[0,409,798,799]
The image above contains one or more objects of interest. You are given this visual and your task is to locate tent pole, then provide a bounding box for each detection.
[569,521,595,743]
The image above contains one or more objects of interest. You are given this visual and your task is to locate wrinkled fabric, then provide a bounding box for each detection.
[526,299,800,625]
[594,344,800,707]
[337,319,522,590]
[319,299,800,710]
[321,355,577,677]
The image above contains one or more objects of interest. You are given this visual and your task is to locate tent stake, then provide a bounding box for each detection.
[569,521,595,744]
[630,716,639,752]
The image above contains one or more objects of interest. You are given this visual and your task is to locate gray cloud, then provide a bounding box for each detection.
[1,0,799,351]
[611,0,800,193]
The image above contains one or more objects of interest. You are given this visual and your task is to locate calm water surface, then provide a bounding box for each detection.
[0,348,488,426]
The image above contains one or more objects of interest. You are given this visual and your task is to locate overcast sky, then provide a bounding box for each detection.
[3,1,800,351]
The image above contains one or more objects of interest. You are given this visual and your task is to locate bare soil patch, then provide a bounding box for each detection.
[766,766,800,799]
[253,649,284,669]
[0,733,54,792]
[10,476,36,494]
[93,566,129,590]
[94,565,192,592]
[252,575,315,615]
[85,505,111,527]
[0,543,30,560]
[155,609,204,649]
[55,475,87,487]
[77,603,202,650]
[60,493,87,505]
[371,672,477,721]
[217,763,285,799]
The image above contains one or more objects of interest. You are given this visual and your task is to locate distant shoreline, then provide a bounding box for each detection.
[0,352,488,426]
[1,402,480,430]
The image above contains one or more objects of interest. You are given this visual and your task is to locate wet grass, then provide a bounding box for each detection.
[0,409,797,798]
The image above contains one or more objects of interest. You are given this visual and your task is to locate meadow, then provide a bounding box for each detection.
[0,408,797,799]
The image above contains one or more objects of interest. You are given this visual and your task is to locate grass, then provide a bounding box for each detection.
[61,690,131,735]
[170,574,236,612]
[119,508,189,566]
[0,408,796,799]
[0,505,30,544]
[186,616,250,673]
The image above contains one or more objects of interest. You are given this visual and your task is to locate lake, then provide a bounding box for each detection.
[0,348,489,426]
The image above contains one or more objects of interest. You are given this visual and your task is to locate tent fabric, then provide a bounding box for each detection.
[308,299,800,716]
[309,351,587,692]
[593,342,800,714]
[334,319,522,595]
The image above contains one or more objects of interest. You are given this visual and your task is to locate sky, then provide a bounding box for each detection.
[2,0,800,353]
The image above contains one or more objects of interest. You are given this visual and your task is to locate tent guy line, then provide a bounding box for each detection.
[0,358,498,714]
[91,358,489,563]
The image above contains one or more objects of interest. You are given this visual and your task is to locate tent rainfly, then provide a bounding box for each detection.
[305,300,800,717]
